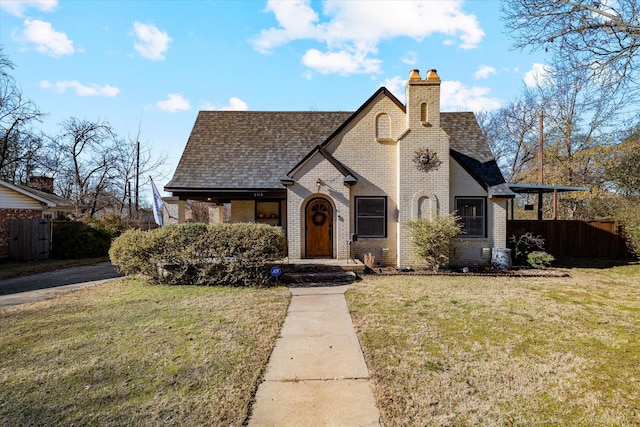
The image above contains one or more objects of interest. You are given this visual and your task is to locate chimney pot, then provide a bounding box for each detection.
[426,69,440,81]
[409,69,421,81]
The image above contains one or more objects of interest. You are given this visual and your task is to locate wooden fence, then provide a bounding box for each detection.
[9,218,51,261]
[507,220,628,259]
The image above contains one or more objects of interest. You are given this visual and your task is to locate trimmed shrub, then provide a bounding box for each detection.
[405,214,463,272]
[109,222,287,287]
[527,251,555,269]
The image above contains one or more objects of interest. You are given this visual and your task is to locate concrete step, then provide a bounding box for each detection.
[282,270,358,287]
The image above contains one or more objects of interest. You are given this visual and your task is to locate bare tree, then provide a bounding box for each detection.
[605,122,640,196]
[538,61,623,190]
[0,47,46,183]
[478,87,541,182]
[53,118,121,216]
[113,122,167,218]
[503,0,640,93]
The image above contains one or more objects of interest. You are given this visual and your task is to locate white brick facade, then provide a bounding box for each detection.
[168,69,512,268]
[286,69,510,267]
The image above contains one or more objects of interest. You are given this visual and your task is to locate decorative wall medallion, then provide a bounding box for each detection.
[413,148,441,172]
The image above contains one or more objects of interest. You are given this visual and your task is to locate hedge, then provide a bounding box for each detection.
[51,216,125,259]
[109,223,287,287]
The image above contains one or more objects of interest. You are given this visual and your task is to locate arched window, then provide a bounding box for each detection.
[418,196,431,219]
[420,103,428,122]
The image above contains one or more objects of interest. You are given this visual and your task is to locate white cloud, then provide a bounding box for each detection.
[40,80,119,97]
[441,81,501,112]
[12,19,74,57]
[157,93,191,112]
[133,22,171,61]
[524,63,552,87]
[253,0,484,75]
[401,51,418,66]
[302,49,381,75]
[381,76,406,103]
[202,97,249,111]
[0,0,57,17]
[382,75,500,112]
[221,97,248,111]
[474,65,496,80]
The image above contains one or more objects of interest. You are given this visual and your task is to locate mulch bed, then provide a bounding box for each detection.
[365,266,571,278]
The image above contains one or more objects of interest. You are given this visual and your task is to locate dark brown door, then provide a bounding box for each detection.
[306,198,333,258]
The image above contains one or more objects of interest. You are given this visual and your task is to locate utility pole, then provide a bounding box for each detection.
[135,137,140,217]
[538,110,544,186]
[537,111,544,220]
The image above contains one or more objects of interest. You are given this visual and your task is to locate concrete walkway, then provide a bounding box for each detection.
[248,284,382,426]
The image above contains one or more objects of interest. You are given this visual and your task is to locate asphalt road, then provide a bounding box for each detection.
[0,262,124,310]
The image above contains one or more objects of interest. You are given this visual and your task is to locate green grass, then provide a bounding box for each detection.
[0,278,290,426]
[346,265,640,426]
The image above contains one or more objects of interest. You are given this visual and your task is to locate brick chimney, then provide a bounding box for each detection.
[405,68,441,130]
[27,176,54,193]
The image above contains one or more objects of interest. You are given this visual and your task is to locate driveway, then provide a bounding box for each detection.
[0,262,123,310]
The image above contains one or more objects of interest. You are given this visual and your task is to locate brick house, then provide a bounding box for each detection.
[165,69,514,267]
[0,177,76,257]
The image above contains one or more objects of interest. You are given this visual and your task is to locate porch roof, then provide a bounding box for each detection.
[508,183,590,193]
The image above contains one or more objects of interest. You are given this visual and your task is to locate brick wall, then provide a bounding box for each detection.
[0,208,42,257]
[397,76,450,266]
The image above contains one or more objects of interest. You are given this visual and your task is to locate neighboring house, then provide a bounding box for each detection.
[0,177,76,257]
[165,69,514,267]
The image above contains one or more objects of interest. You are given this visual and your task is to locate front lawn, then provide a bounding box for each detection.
[0,278,289,426]
[347,265,640,426]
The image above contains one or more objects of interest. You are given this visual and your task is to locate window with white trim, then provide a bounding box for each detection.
[355,197,386,237]
[455,197,486,237]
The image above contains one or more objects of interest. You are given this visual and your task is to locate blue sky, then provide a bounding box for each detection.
[0,0,549,198]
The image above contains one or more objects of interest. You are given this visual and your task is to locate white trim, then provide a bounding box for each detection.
[0,179,57,207]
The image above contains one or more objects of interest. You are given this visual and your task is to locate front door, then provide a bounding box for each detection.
[305,198,333,258]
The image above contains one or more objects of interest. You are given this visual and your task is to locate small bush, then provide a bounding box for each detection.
[405,214,463,272]
[527,251,555,269]
[508,230,546,265]
[109,223,287,286]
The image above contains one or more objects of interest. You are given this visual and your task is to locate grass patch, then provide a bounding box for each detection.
[0,257,109,280]
[346,265,640,426]
[0,278,289,426]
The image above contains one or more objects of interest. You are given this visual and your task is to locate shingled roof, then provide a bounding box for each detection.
[165,111,353,192]
[166,99,512,198]
[441,112,514,198]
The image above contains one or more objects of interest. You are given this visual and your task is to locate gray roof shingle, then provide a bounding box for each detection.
[442,112,514,198]
[15,184,76,207]
[165,111,353,191]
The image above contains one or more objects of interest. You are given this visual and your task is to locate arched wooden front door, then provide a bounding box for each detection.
[305,198,333,258]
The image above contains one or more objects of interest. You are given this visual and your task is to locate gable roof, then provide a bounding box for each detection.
[286,87,403,179]
[16,184,77,208]
[0,179,75,208]
[165,111,353,192]
[441,112,514,198]
[166,92,512,198]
